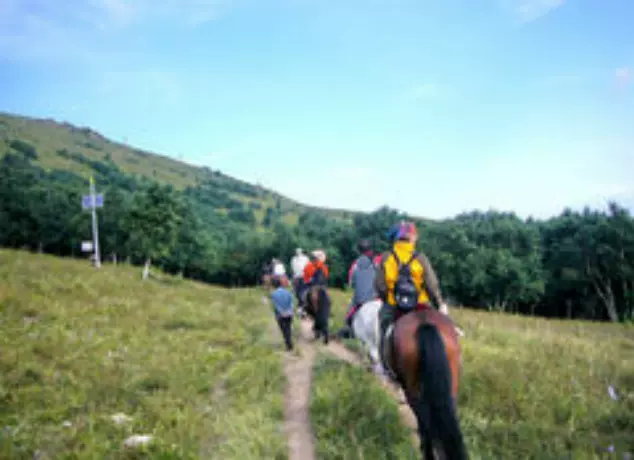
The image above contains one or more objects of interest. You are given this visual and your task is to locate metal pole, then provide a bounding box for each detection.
[90,175,101,268]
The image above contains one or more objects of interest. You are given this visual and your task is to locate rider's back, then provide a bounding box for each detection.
[291,254,309,279]
[351,254,377,306]
[377,240,430,307]
[305,260,328,286]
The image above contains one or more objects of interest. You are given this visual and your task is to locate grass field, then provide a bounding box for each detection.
[324,291,634,459]
[1,249,633,459]
[0,249,288,459]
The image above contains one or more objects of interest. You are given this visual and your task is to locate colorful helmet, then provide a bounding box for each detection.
[389,221,417,241]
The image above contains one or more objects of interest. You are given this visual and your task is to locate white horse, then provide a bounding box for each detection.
[349,299,385,376]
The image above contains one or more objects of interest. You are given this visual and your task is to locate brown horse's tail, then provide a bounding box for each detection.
[416,324,468,459]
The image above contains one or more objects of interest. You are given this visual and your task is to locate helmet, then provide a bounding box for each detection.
[389,221,417,242]
[357,239,372,253]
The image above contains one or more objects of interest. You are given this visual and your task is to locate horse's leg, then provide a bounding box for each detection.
[309,290,323,341]
[321,289,330,344]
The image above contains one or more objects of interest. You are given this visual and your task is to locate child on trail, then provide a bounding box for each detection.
[270,277,295,351]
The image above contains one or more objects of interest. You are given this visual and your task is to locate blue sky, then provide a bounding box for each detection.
[1,0,633,220]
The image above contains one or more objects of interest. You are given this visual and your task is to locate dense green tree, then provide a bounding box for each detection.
[123,183,184,279]
[2,146,634,322]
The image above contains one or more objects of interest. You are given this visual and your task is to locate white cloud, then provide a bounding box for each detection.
[500,0,566,23]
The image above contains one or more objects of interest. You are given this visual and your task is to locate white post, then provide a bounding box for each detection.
[90,176,101,268]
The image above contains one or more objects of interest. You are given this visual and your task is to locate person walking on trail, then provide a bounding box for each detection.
[340,239,379,338]
[375,221,451,373]
[290,248,310,308]
[269,277,295,351]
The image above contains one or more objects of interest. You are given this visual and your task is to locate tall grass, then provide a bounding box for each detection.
[0,249,287,459]
[326,290,634,459]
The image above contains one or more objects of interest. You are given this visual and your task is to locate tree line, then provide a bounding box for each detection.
[1,146,633,323]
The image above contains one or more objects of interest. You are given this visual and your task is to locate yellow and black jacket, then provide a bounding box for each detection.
[375,240,445,308]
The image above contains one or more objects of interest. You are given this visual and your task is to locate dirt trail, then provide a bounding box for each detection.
[281,320,317,460]
[298,318,420,447]
[273,307,420,460]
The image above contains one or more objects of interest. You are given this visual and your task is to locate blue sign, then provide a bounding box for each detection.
[82,194,104,210]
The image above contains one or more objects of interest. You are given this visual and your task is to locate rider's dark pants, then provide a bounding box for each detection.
[276,316,293,351]
[293,278,305,306]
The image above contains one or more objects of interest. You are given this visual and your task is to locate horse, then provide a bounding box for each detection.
[383,306,468,459]
[347,299,465,376]
[346,299,384,373]
[303,283,331,344]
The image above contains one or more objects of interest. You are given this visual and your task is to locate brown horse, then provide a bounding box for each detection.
[384,307,468,459]
[303,284,331,344]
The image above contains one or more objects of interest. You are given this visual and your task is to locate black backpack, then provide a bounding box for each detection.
[392,250,419,310]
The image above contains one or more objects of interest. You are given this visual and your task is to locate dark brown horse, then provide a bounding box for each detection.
[303,284,331,344]
[384,307,468,459]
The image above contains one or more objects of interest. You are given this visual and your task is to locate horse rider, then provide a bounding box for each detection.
[303,249,329,288]
[375,221,450,373]
[341,239,379,337]
[271,257,289,287]
[290,247,310,308]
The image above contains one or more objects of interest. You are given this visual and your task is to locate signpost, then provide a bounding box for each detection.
[82,176,104,268]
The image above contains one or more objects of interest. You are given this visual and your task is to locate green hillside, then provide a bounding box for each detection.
[0,111,355,226]
[2,110,634,323]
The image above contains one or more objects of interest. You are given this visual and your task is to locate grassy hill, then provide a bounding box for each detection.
[0,111,357,227]
[1,249,632,459]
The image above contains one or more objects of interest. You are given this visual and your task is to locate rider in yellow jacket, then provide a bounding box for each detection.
[375,221,449,372]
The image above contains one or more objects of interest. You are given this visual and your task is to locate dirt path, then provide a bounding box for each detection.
[297,318,420,447]
[272,306,420,459]
[280,319,317,460]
